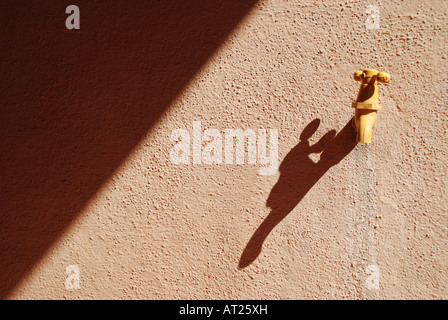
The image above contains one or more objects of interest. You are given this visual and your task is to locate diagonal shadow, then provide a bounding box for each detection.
[0,0,259,299]
[239,118,357,268]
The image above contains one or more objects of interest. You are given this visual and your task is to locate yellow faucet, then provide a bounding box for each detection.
[352,69,390,143]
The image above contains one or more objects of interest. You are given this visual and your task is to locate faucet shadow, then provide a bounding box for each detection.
[239,118,357,269]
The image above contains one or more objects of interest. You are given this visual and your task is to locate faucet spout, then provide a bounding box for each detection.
[352,69,390,144]
[354,109,377,143]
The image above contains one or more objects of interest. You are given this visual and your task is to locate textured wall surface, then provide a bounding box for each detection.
[1,0,447,299]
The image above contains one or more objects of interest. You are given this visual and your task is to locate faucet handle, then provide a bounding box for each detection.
[377,71,391,83]
[353,70,391,83]
[353,70,365,81]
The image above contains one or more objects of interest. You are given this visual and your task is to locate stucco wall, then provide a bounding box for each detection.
[1,0,447,299]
